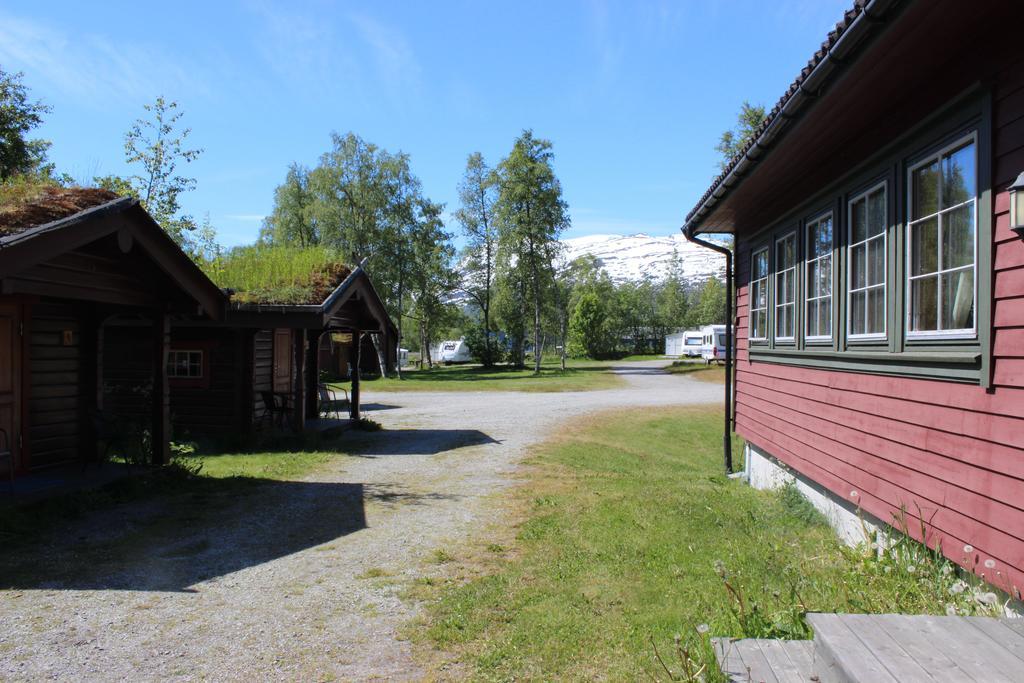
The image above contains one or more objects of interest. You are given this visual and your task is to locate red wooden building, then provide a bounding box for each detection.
[684,0,1024,601]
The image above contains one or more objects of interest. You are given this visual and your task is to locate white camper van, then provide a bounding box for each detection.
[436,339,473,364]
[682,330,703,357]
[700,324,729,364]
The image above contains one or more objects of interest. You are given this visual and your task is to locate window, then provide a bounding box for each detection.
[907,136,976,337]
[805,212,833,340]
[774,233,797,341]
[167,350,203,379]
[848,183,887,338]
[750,247,769,341]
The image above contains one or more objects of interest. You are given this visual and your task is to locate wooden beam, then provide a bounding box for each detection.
[152,312,170,465]
[351,333,361,421]
[305,331,320,420]
[292,328,306,433]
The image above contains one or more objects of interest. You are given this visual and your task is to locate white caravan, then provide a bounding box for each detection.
[700,325,730,364]
[435,339,473,364]
[664,330,704,357]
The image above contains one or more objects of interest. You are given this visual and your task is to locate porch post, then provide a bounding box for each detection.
[292,328,307,433]
[152,311,170,465]
[306,331,320,420]
[350,332,361,421]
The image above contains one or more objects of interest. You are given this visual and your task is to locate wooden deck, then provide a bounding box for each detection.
[714,613,1024,682]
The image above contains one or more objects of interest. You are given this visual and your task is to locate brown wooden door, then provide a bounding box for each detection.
[0,303,22,475]
[272,328,292,393]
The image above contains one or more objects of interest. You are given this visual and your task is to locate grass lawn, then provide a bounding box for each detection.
[413,406,994,681]
[356,359,624,393]
[666,360,727,383]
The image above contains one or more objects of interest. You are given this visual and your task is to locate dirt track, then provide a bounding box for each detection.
[0,360,720,681]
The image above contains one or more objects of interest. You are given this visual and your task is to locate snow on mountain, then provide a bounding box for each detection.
[559,233,725,284]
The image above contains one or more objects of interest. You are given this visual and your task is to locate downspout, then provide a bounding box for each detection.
[683,227,734,474]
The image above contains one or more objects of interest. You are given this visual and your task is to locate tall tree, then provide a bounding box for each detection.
[261,163,318,246]
[94,96,203,248]
[0,68,52,181]
[714,101,767,171]
[494,131,569,374]
[455,152,499,366]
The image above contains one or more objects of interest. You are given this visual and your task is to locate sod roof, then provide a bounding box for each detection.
[0,186,119,236]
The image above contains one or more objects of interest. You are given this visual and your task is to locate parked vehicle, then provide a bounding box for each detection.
[682,330,703,357]
[435,339,473,364]
[700,325,730,364]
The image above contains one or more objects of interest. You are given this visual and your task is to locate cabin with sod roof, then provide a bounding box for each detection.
[0,189,397,480]
[684,0,1024,603]
[168,250,397,440]
[0,188,225,473]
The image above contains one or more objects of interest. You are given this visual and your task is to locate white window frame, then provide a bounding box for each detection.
[804,211,834,342]
[774,231,797,342]
[167,349,204,379]
[905,132,978,341]
[846,182,888,341]
[749,246,769,342]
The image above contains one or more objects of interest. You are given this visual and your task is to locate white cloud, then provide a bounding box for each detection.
[349,13,421,100]
[0,12,209,106]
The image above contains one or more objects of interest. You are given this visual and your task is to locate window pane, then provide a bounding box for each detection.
[807,261,820,298]
[785,270,795,303]
[753,311,765,339]
[913,160,940,219]
[942,270,974,330]
[910,277,938,331]
[822,297,832,337]
[757,280,767,309]
[942,204,974,271]
[942,142,975,209]
[851,198,867,243]
[819,217,832,256]
[868,288,885,335]
[753,250,767,279]
[867,237,885,286]
[851,244,866,289]
[911,218,938,276]
[867,188,886,238]
[807,301,819,337]
[851,291,866,336]
[820,258,832,297]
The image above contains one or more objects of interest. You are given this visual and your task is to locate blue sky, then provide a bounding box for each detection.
[2,0,849,248]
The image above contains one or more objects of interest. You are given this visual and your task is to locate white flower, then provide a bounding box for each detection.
[984,559,996,569]
[697,624,710,634]
[963,544,974,554]
[850,490,859,498]
[946,604,958,616]
[979,592,999,606]
[949,581,967,595]
[907,565,916,574]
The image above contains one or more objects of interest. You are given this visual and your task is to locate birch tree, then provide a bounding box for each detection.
[455,152,499,366]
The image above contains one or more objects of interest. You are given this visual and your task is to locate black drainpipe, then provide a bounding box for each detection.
[683,227,733,474]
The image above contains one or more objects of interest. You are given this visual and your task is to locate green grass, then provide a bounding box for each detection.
[203,244,350,304]
[666,360,727,383]
[415,406,996,681]
[357,360,624,393]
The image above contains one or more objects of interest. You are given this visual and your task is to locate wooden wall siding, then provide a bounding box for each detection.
[732,65,1024,597]
[9,248,156,308]
[27,302,81,469]
[169,330,241,437]
[101,325,152,427]
[252,330,273,418]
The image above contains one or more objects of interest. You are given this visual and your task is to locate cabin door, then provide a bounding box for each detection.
[272,328,292,394]
[0,303,22,476]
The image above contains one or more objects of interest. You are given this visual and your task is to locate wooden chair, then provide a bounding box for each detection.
[259,391,291,430]
[0,428,13,496]
[318,384,349,419]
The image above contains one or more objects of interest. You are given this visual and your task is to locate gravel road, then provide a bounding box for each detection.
[0,360,720,681]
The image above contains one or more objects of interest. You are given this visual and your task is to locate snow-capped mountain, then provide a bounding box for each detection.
[560,233,725,284]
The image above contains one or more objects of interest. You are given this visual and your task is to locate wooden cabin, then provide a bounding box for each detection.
[169,263,397,439]
[683,0,1024,599]
[0,190,225,472]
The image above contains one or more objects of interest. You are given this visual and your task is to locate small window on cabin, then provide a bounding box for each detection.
[848,183,887,339]
[774,233,797,341]
[749,247,769,341]
[805,212,833,341]
[167,350,204,379]
[907,136,976,337]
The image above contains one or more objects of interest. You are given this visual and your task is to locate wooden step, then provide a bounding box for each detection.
[713,637,814,683]
[806,613,1024,683]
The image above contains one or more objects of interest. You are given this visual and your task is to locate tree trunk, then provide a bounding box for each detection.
[395,271,404,379]
[370,333,387,377]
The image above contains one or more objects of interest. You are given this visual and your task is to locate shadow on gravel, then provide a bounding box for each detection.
[0,479,369,593]
[346,429,500,457]
[361,403,402,412]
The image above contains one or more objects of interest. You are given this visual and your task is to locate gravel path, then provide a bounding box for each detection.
[0,361,720,681]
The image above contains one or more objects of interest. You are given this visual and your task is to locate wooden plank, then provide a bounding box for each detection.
[841,614,932,682]
[869,614,977,681]
[758,639,810,683]
[963,617,1024,664]
[739,640,779,683]
[808,613,898,683]
[913,615,1023,682]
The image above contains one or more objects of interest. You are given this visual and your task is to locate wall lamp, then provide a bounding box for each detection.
[1011,172,1024,239]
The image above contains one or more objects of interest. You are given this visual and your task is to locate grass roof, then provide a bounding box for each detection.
[205,245,352,305]
[0,178,119,236]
